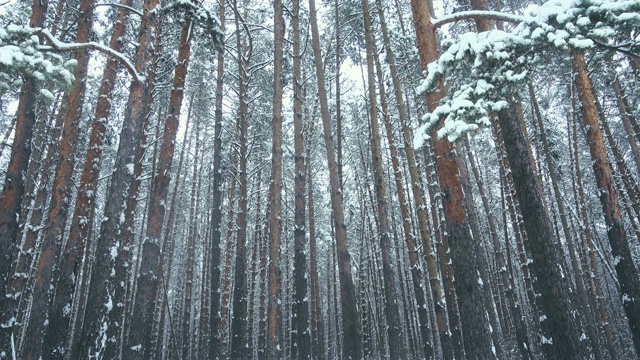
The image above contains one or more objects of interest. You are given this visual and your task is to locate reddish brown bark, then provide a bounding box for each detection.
[0,100,64,356]
[0,0,49,318]
[126,18,193,359]
[573,50,640,354]
[45,1,133,357]
[78,0,160,355]
[410,0,492,356]
[153,94,193,358]
[22,1,94,357]
[597,99,640,220]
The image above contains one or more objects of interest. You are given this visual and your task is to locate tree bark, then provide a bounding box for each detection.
[208,1,225,358]
[229,2,251,358]
[0,99,64,356]
[78,0,160,356]
[610,73,640,174]
[410,0,493,356]
[154,98,193,358]
[373,31,433,360]
[181,107,201,360]
[0,0,49,320]
[291,0,310,357]
[23,1,94,357]
[529,82,602,357]
[596,98,640,221]
[375,1,447,356]
[573,49,640,354]
[219,145,239,358]
[62,0,132,352]
[335,0,343,188]
[569,102,617,358]
[124,17,192,360]
[361,1,405,357]
[497,98,583,357]
[267,0,285,355]
[306,106,324,360]
[307,0,361,357]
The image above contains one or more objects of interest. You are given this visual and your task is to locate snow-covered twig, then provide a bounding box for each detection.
[37,29,146,83]
[432,10,525,29]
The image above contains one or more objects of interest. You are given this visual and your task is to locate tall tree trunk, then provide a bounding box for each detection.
[569,102,617,358]
[306,110,324,360]
[497,98,583,357]
[596,98,640,222]
[267,0,285,356]
[361,1,404,357]
[23,1,94,357]
[258,189,271,357]
[373,31,432,360]
[572,49,640,354]
[335,0,342,187]
[465,138,531,359]
[181,109,201,360]
[0,0,49,320]
[63,0,132,351]
[409,0,492,356]
[229,1,250,357]
[78,0,160,356]
[528,82,601,357]
[374,0,446,356]
[0,99,65,356]
[219,145,239,358]
[208,1,226,358]
[308,0,360,357]
[291,0,310,357]
[153,97,193,358]
[247,167,263,356]
[118,27,164,351]
[124,17,193,359]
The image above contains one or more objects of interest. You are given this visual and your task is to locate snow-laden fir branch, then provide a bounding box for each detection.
[413,0,640,146]
[37,29,145,83]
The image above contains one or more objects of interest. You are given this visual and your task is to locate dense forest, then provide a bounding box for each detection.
[0,0,639,358]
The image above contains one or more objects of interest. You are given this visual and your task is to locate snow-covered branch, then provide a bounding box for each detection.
[95,3,143,16]
[37,29,145,83]
[432,11,525,29]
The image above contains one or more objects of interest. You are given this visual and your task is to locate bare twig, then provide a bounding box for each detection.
[95,2,143,16]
